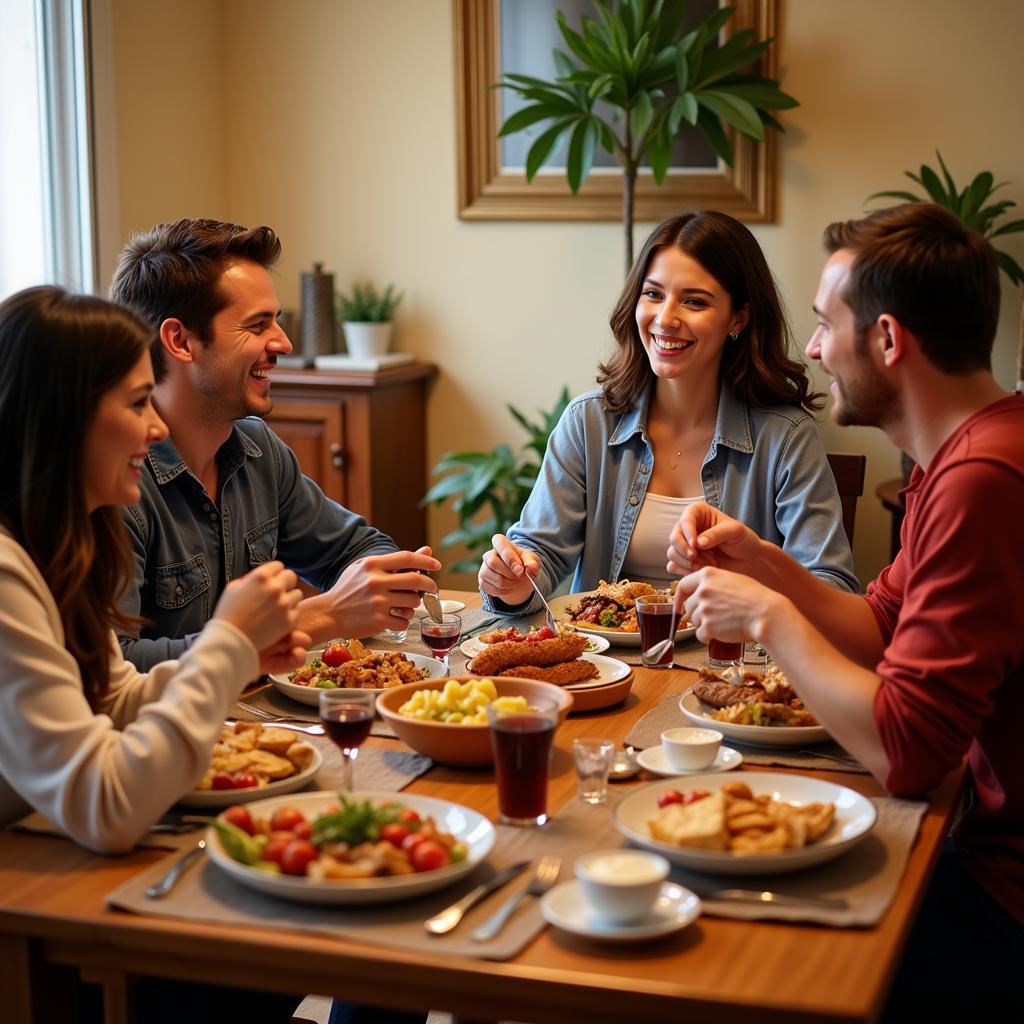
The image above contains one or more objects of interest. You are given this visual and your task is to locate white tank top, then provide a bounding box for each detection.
[620,492,702,587]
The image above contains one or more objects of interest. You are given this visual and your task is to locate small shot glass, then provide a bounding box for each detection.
[573,737,615,805]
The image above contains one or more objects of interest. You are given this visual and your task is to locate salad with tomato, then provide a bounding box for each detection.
[213,796,468,880]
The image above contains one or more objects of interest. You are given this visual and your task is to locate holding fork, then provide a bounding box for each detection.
[478,536,553,621]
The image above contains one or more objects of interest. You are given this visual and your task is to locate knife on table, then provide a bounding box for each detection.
[461,616,502,640]
[424,860,530,935]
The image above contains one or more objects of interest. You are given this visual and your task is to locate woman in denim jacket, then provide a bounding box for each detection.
[479,211,858,614]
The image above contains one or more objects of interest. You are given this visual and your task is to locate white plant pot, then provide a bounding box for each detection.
[343,321,392,358]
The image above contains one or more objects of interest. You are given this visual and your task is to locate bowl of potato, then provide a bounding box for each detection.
[376,676,573,768]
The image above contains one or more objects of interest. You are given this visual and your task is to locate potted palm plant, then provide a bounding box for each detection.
[336,281,403,358]
[496,0,797,271]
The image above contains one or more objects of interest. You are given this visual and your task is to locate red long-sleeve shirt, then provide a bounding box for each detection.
[867,395,1024,922]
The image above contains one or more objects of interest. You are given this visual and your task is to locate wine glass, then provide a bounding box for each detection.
[318,689,376,793]
[420,612,462,670]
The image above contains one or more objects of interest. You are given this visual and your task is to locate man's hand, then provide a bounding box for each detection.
[667,502,763,577]
[312,547,442,641]
[679,566,788,646]
[478,534,543,607]
[213,561,303,651]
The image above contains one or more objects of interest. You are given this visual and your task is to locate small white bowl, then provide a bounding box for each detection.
[660,727,723,771]
[574,849,671,924]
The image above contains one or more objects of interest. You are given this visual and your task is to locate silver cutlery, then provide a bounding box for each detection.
[471,854,561,942]
[697,887,848,910]
[523,573,560,637]
[230,708,325,735]
[424,860,530,935]
[150,812,210,834]
[797,749,862,768]
[145,839,207,898]
[462,616,501,640]
[643,590,683,663]
[422,592,444,623]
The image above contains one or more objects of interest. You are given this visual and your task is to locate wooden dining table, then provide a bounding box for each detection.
[0,590,961,1024]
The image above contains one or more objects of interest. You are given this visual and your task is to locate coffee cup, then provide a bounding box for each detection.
[574,849,670,924]
[661,727,722,771]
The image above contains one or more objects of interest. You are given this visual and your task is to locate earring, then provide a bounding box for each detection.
[729,331,739,340]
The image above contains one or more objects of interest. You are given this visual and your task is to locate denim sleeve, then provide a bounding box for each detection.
[773,417,860,592]
[117,505,202,671]
[483,399,589,616]
[264,425,398,589]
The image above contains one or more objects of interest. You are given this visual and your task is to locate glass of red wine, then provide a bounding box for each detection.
[318,689,376,793]
[420,612,462,670]
[487,697,559,826]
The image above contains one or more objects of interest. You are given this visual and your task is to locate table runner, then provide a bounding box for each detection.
[625,692,870,773]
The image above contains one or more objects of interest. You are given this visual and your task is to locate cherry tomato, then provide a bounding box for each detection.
[221,805,255,835]
[231,772,259,790]
[410,839,451,873]
[292,819,313,841]
[263,832,295,865]
[402,831,429,854]
[321,642,352,668]
[683,789,711,805]
[270,806,306,833]
[280,839,319,876]
[211,772,235,791]
[656,789,685,808]
[378,823,412,847]
[528,626,555,642]
[398,808,421,825]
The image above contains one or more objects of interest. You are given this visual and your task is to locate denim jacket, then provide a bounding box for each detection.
[483,383,858,615]
[119,418,397,670]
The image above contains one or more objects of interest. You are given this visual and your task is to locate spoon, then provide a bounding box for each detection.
[146,839,206,898]
[643,591,683,663]
[422,592,444,623]
[609,745,641,780]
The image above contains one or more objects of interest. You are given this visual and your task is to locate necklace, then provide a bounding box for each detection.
[665,448,683,470]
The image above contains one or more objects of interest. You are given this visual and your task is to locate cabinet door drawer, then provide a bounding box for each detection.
[266,400,346,505]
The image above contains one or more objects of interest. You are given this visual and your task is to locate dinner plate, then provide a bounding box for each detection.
[678,689,830,747]
[540,879,701,943]
[206,790,496,904]
[459,631,610,658]
[270,652,446,707]
[177,746,323,809]
[636,745,743,777]
[547,592,696,648]
[413,599,465,618]
[614,773,877,875]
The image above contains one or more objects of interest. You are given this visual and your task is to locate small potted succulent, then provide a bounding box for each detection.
[335,281,403,358]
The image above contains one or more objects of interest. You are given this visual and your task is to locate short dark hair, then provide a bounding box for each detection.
[109,218,281,381]
[822,203,1000,374]
[0,286,149,706]
[599,210,822,413]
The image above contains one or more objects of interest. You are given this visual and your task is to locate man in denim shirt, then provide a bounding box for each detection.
[110,219,439,670]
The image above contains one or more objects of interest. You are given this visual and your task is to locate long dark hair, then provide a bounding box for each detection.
[0,286,151,707]
[598,210,823,414]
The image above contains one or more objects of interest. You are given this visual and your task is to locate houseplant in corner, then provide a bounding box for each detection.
[422,387,571,573]
[336,281,403,358]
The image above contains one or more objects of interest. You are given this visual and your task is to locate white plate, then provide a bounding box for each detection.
[636,745,744,777]
[269,652,447,707]
[614,772,877,875]
[547,592,696,648]
[206,790,495,904]
[678,689,830,747]
[413,599,465,618]
[177,746,323,809]
[459,631,610,658]
[540,879,701,943]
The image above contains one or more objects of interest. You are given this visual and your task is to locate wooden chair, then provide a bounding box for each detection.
[826,452,867,545]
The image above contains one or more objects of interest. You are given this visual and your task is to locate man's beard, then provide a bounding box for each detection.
[832,330,898,428]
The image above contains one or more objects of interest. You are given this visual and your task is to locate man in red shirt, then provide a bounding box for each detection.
[668,203,1024,1015]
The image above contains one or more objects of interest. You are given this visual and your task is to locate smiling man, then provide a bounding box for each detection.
[668,203,1024,1015]
[109,219,439,670]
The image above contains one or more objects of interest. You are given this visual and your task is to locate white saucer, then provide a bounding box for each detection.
[635,744,743,777]
[540,879,701,943]
[413,599,465,618]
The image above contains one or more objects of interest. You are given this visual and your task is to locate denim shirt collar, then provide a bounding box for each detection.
[146,422,263,486]
[607,379,754,456]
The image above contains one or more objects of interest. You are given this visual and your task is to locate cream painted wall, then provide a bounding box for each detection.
[108,0,1024,588]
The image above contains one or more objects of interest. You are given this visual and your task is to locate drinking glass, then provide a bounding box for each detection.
[318,689,376,793]
[487,697,559,826]
[707,637,744,668]
[573,737,614,804]
[421,613,461,669]
[636,591,676,668]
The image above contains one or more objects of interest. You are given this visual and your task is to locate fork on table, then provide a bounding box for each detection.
[523,573,560,637]
[471,855,561,942]
[231,704,324,735]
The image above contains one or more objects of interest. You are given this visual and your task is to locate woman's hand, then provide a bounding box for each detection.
[256,629,311,676]
[478,534,542,606]
[213,561,303,652]
[667,502,763,576]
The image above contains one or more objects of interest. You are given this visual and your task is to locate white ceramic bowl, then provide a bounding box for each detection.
[660,727,723,771]
[574,849,671,924]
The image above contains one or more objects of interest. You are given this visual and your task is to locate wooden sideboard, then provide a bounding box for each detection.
[265,362,437,550]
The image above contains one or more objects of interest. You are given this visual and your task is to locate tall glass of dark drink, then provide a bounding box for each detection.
[487,697,559,826]
[636,591,676,668]
[319,688,376,793]
[421,613,461,670]
[707,637,744,668]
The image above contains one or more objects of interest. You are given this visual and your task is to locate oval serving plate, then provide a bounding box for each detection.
[547,592,696,648]
[177,746,323,809]
[614,773,876,876]
[205,790,495,904]
[459,631,610,658]
[270,652,446,708]
[679,688,830,747]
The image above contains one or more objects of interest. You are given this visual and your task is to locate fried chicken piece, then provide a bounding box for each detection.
[497,659,599,685]
[470,634,587,674]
